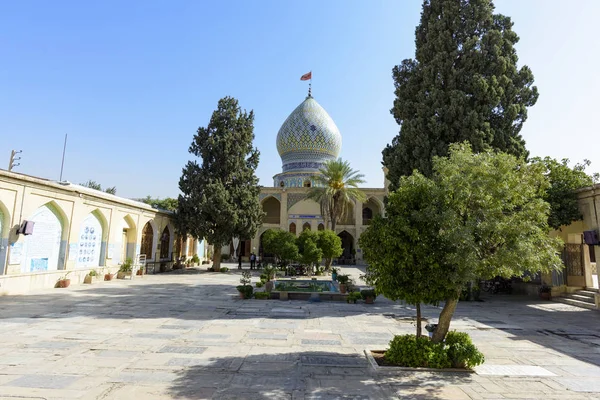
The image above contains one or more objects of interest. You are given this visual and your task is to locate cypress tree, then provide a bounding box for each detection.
[383,0,538,189]
[178,97,264,271]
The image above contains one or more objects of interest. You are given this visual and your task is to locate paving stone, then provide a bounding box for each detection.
[158,346,207,354]
[474,365,556,376]
[248,332,288,340]
[301,339,342,346]
[3,374,80,389]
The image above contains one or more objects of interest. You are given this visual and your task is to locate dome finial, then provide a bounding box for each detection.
[308,82,312,98]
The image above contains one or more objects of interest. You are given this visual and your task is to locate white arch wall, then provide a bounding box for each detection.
[0,204,9,275]
[21,204,64,272]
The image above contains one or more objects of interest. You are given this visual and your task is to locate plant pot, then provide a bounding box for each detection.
[104,273,113,281]
[136,269,144,276]
[339,284,347,294]
[265,281,274,293]
[331,272,338,281]
[540,292,551,300]
[365,297,374,304]
[83,275,93,284]
[57,279,70,288]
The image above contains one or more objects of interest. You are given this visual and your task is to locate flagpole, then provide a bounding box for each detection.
[59,133,67,181]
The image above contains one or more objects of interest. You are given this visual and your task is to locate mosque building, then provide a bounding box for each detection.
[222,90,388,264]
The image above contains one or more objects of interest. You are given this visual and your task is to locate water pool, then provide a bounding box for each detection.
[274,280,338,293]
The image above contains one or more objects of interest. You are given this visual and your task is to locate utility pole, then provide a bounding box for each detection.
[8,150,22,171]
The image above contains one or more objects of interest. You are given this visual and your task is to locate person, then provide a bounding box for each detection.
[238,253,242,269]
[250,253,256,269]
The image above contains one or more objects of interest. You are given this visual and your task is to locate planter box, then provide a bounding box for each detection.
[104,274,113,281]
[83,275,93,284]
[117,272,132,279]
[56,279,71,288]
[364,350,474,374]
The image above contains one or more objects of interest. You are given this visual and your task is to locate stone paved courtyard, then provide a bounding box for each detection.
[0,265,599,399]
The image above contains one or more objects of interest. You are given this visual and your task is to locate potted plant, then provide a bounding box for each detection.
[136,266,144,276]
[337,274,350,294]
[331,267,339,282]
[539,284,552,300]
[263,265,276,292]
[347,291,362,304]
[237,271,253,299]
[191,254,200,267]
[361,289,376,304]
[104,268,114,281]
[254,292,270,300]
[83,270,95,284]
[56,271,72,288]
[117,258,133,279]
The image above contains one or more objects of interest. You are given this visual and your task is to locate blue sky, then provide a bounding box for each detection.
[1,1,598,199]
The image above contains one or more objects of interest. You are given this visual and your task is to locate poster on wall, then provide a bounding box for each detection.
[30,258,49,272]
[76,214,102,268]
[9,242,23,265]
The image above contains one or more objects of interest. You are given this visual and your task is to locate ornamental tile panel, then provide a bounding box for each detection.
[287,193,306,210]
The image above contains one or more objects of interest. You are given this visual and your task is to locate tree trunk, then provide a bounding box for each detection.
[431,297,459,343]
[416,303,422,338]
[325,257,332,270]
[213,246,222,272]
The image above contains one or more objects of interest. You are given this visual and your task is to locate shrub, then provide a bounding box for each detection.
[221,254,230,262]
[191,254,200,264]
[360,289,376,300]
[256,281,264,288]
[337,274,350,284]
[254,292,270,300]
[236,285,253,299]
[119,258,133,273]
[444,331,485,369]
[346,292,362,303]
[88,270,98,277]
[220,267,229,272]
[240,271,252,286]
[538,284,552,294]
[207,267,215,272]
[385,335,451,369]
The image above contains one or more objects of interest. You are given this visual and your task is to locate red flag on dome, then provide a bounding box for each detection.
[300,71,312,81]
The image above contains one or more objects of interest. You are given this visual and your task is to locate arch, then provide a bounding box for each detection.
[0,200,10,275]
[303,180,312,188]
[160,226,170,259]
[22,202,68,272]
[318,223,325,231]
[141,221,155,260]
[119,214,137,263]
[337,230,355,265]
[76,211,105,268]
[289,222,296,235]
[362,207,373,225]
[262,196,281,225]
[302,222,311,231]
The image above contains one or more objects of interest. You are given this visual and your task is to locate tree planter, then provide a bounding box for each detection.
[539,292,551,300]
[117,272,131,279]
[339,284,347,294]
[83,275,93,284]
[364,297,374,304]
[104,273,113,281]
[56,279,71,288]
[364,350,474,374]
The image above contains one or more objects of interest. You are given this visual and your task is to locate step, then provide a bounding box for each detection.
[579,289,598,296]
[553,297,598,310]
[566,293,595,303]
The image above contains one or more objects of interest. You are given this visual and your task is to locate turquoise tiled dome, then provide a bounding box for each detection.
[276,95,342,173]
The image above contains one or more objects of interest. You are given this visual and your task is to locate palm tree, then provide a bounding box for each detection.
[306,159,366,231]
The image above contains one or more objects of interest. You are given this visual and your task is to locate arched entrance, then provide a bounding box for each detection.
[0,203,8,275]
[120,215,137,264]
[160,226,170,260]
[22,203,65,272]
[337,230,354,265]
[289,222,296,235]
[302,222,311,231]
[318,223,325,231]
[141,222,154,260]
[76,212,104,268]
[262,197,281,224]
[362,198,381,225]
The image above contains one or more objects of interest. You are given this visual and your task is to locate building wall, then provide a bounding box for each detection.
[0,170,174,294]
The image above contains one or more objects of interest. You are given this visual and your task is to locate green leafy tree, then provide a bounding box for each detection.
[383,0,538,189]
[296,230,323,268]
[138,196,178,212]
[317,229,343,270]
[178,97,264,271]
[262,229,299,266]
[361,143,563,343]
[531,157,596,230]
[80,180,116,195]
[306,159,366,230]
